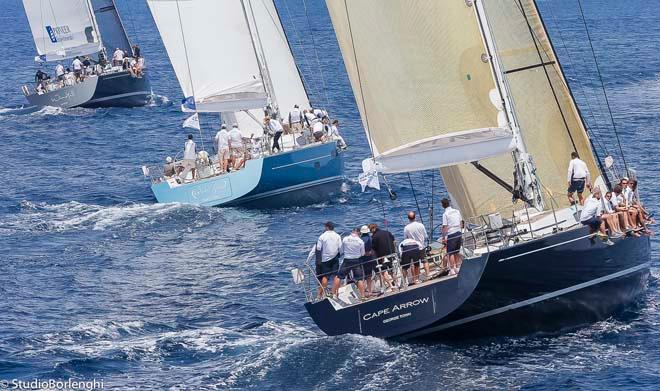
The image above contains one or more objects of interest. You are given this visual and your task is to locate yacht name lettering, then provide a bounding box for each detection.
[362,297,430,321]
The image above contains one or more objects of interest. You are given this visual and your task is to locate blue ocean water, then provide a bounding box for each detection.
[0,0,657,389]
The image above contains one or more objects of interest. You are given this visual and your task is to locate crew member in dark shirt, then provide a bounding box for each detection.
[368,223,396,292]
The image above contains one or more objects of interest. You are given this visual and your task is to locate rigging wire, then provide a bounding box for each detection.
[575,0,629,176]
[121,0,140,47]
[281,0,319,105]
[543,0,610,156]
[175,0,204,150]
[343,0,375,159]
[302,0,330,109]
[512,0,578,152]
[407,173,424,226]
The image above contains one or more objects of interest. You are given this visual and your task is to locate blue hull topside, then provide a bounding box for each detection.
[81,70,151,108]
[151,142,344,207]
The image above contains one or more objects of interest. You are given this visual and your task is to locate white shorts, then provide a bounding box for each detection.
[218,147,230,160]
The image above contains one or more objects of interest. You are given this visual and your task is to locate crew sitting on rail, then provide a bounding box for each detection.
[629,179,654,228]
[337,227,366,299]
[624,179,652,234]
[618,178,642,231]
[441,198,463,276]
[580,188,614,244]
[601,191,624,237]
[611,184,639,236]
[163,156,175,178]
[567,151,591,206]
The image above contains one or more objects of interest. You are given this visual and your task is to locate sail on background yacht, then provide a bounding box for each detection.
[296,0,651,339]
[144,0,344,207]
[21,0,152,108]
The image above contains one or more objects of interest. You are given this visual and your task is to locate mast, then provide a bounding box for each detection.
[472,0,544,210]
[241,0,277,114]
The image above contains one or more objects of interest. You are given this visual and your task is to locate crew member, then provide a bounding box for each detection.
[315,222,342,298]
[359,225,376,297]
[265,116,284,153]
[55,63,65,85]
[180,134,197,181]
[441,198,463,276]
[580,188,613,244]
[112,48,124,67]
[163,156,175,177]
[228,124,244,170]
[214,124,231,173]
[288,104,303,135]
[403,211,428,283]
[369,223,396,292]
[72,57,84,82]
[567,151,591,205]
[337,228,366,298]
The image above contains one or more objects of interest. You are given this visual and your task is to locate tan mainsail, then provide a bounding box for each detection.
[479,0,599,211]
[326,0,601,218]
[325,0,515,173]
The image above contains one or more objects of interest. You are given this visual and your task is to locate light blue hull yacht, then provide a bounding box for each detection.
[150,141,344,207]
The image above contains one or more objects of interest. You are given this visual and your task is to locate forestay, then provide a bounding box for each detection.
[22,0,102,61]
[325,0,515,174]
[147,0,268,113]
[89,0,132,55]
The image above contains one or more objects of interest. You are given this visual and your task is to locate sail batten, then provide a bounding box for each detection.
[22,0,102,61]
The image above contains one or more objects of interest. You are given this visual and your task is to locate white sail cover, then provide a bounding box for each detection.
[326,0,515,173]
[22,0,101,61]
[147,0,268,113]
[234,0,311,136]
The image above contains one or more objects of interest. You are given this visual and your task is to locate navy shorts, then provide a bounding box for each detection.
[400,245,421,269]
[316,255,339,281]
[360,256,376,276]
[338,258,364,281]
[446,232,463,254]
[581,216,602,230]
[568,179,586,194]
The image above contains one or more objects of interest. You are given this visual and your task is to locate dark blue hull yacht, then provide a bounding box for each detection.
[303,0,653,340]
[303,223,650,340]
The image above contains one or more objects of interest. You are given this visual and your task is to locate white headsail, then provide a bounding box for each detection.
[234,0,312,135]
[22,0,102,61]
[147,0,269,113]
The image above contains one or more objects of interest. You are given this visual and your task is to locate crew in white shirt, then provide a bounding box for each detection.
[579,188,610,243]
[315,222,343,298]
[180,134,197,181]
[441,198,463,275]
[264,116,284,153]
[112,48,124,67]
[72,57,83,81]
[337,227,366,298]
[567,151,591,205]
[327,119,347,149]
[214,124,231,173]
[403,211,428,282]
[288,104,303,134]
[228,124,244,170]
[55,63,65,84]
